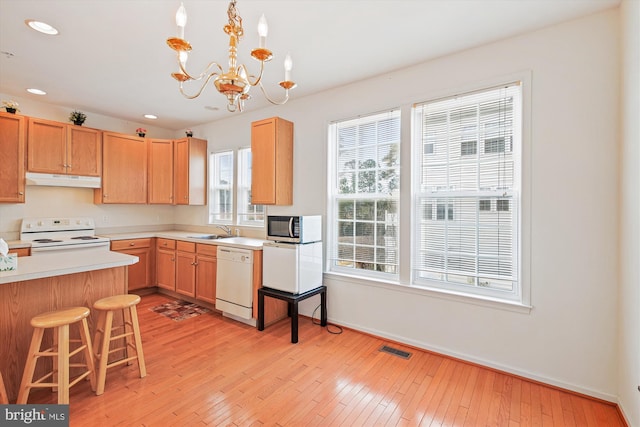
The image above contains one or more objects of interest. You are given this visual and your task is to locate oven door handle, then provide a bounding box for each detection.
[30,241,110,252]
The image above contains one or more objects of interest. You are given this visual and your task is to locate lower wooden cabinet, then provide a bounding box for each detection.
[175,241,196,297]
[156,238,176,291]
[111,238,153,291]
[195,244,217,304]
[10,247,30,257]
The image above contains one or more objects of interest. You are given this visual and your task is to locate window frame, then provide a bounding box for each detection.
[411,81,524,303]
[208,150,235,225]
[327,109,401,280]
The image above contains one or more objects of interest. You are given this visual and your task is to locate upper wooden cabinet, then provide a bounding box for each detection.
[148,138,174,204]
[174,137,207,205]
[95,132,148,204]
[148,137,206,205]
[27,118,101,176]
[0,112,26,203]
[251,117,293,205]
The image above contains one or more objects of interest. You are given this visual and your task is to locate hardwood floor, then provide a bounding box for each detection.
[27,293,625,426]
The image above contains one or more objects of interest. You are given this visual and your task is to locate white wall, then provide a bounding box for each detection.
[618,0,640,424]
[177,9,623,401]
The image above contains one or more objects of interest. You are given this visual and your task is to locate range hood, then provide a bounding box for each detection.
[25,172,101,189]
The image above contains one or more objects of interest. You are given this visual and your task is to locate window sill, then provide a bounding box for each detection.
[323,271,532,314]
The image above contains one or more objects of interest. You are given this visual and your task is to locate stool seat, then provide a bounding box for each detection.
[31,307,91,329]
[17,306,96,404]
[94,294,141,311]
[93,294,145,396]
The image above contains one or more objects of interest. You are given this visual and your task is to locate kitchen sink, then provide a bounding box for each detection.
[186,234,227,240]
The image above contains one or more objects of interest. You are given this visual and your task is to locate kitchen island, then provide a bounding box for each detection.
[0,250,138,402]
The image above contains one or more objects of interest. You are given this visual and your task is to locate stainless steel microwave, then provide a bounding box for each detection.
[266,215,322,243]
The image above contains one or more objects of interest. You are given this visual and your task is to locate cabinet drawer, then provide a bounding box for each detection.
[196,243,217,257]
[111,238,152,251]
[176,240,196,253]
[157,238,176,250]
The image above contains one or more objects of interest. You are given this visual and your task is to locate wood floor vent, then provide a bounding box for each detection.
[379,345,411,359]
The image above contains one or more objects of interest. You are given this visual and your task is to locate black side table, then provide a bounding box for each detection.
[257,286,327,343]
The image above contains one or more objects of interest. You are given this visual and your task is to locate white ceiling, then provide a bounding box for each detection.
[0,0,620,130]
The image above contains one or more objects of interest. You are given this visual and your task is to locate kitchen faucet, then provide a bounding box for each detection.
[216,225,233,236]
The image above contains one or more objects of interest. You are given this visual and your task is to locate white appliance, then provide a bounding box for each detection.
[216,247,254,320]
[263,241,323,294]
[20,217,110,253]
[266,215,322,243]
[25,172,101,188]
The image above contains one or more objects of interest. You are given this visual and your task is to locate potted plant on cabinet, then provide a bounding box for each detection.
[2,100,19,114]
[136,128,146,137]
[69,110,87,126]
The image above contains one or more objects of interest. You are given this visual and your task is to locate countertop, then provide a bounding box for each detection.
[0,250,139,284]
[102,231,268,250]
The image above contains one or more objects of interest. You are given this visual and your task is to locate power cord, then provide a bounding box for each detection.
[312,304,343,335]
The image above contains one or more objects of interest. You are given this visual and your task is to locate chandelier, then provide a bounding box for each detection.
[166,1,296,112]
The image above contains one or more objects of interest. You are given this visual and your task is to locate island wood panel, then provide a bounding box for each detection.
[0,266,127,402]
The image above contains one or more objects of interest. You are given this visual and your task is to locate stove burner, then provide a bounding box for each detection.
[33,239,63,243]
[71,236,99,240]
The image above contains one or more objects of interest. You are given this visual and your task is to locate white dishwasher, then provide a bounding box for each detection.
[215,247,254,320]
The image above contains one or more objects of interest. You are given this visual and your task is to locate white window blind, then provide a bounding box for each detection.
[237,147,264,226]
[208,150,234,224]
[328,110,401,276]
[412,83,521,299]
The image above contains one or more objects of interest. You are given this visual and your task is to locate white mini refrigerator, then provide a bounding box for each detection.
[262,241,323,294]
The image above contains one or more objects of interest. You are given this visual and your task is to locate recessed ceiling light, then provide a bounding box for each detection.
[27,88,46,95]
[144,114,158,120]
[25,20,59,35]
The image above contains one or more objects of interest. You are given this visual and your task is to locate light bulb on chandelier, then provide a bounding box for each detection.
[166,1,296,112]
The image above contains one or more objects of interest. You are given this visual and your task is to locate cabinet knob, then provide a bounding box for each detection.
[130,242,135,246]
[19,192,24,195]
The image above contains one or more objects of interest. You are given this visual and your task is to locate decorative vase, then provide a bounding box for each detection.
[186,132,193,137]
[73,120,84,126]
[5,107,16,114]
[138,133,146,137]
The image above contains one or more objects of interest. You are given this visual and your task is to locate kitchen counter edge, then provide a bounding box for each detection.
[102,231,267,250]
[0,250,139,284]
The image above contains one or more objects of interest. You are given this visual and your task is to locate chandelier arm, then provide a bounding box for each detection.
[238,61,265,87]
[179,72,221,99]
[179,59,224,82]
[258,81,290,105]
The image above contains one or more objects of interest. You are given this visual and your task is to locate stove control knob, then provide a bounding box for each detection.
[37,221,43,226]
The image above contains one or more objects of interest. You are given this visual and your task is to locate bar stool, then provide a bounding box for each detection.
[93,294,146,396]
[0,371,9,404]
[17,307,96,404]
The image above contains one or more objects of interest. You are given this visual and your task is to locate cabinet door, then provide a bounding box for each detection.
[195,245,217,304]
[0,113,26,203]
[149,139,174,204]
[121,247,151,291]
[251,117,293,205]
[97,132,148,204]
[27,118,66,173]
[175,251,196,297]
[67,126,101,176]
[174,137,207,205]
[156,249,176,291]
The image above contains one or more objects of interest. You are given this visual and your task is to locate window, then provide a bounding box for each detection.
[412,83,521,300]
[209,151,234,223]
[208,148,265,227]
[237,148,264,225]
[328,110,401,276]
